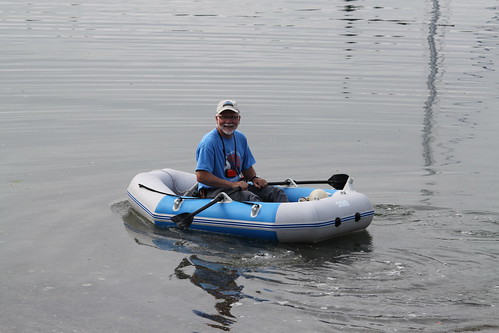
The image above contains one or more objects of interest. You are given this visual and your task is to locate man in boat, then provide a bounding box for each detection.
[195,100,288,202]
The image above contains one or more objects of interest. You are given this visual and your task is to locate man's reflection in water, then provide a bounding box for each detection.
[174,255,247,330]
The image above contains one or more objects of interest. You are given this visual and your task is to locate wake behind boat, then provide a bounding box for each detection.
[126,168,374,243]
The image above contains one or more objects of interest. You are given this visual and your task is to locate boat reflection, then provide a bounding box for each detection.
[112,200,372,330]
[114,200,373,261]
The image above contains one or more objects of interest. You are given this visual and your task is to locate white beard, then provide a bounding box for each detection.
[220,125,236,136]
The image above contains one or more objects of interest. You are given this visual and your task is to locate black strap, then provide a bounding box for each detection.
[138,183,256,206]
[138,184,197,199]
[217,130,238,176]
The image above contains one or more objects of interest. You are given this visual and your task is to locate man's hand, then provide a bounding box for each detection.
[232,180,248,190]
[252,177,267,189]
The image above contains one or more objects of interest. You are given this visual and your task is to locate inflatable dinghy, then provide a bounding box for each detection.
[127,168,374,243]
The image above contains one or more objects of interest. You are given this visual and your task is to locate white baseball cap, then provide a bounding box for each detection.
[216,100,240,114]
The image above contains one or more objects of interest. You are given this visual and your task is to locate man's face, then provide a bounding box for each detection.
[216,110,240,136]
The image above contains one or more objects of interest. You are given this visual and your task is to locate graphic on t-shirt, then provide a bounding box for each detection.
[225,152,241,178]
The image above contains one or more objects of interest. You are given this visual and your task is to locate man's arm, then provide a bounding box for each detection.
[196,170,248,190]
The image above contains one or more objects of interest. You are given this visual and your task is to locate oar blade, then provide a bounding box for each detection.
[171,213,194,231]
[329,174,349,189]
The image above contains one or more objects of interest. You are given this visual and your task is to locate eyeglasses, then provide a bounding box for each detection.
[217,115,240,120]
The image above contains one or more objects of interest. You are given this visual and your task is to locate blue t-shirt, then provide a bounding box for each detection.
[196,129,256,190]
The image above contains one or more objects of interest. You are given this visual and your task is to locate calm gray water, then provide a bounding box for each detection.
[1,0,498,332]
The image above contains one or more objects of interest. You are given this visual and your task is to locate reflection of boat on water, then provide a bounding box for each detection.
[112,200,373,329]
[113,199,373,263]
[126,168,374,243]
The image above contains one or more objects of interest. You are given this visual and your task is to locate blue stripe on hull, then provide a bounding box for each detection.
[146,216,279,241]
[127,191,155,217]
[190,224,279,241]
[151,209,375,231]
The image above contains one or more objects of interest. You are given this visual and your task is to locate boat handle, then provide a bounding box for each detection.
[173,197,184,211]
[251,204,262,218]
